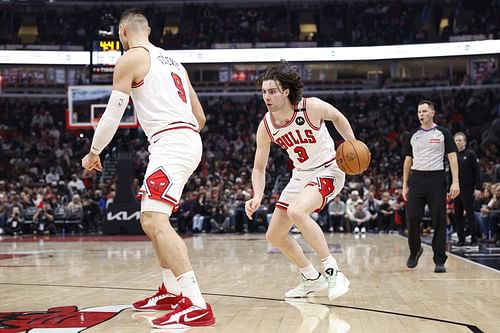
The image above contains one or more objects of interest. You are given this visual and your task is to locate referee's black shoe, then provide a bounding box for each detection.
[406,247,423,268]
[434,264,446,273]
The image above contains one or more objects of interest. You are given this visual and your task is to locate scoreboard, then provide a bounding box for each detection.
[90,40,122,83]
[94,40,121,52]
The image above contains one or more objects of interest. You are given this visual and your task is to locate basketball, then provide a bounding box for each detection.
[336,140,371,175]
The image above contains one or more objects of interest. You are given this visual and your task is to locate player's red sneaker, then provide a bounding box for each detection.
[132,283,183,311]
[151,297,215,329]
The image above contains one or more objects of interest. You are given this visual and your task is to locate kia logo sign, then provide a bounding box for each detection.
[107,211,140,221]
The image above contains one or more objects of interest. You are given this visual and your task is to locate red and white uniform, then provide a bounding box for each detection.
[263,98,345,211]
[133,45,202,215]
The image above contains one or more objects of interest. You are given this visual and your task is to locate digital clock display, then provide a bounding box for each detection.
[95,40,121,51]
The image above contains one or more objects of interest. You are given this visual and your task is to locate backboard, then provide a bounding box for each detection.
[67,85,138,129]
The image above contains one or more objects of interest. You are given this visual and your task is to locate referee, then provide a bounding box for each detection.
[402,100,460,273]
[453,132,481,246]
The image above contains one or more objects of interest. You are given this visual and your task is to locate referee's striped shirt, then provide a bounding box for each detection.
[403,125,457,171]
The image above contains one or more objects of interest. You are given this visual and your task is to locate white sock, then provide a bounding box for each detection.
[300,264,320,280]
[321,255,339,274]
[177,271,206,309]
[162,268,181,296]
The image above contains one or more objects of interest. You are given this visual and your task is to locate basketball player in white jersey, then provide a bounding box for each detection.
[81,9,215,329]
[246,60,353,299]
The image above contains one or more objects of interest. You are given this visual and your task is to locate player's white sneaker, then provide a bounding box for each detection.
[325,268,350,299]
[285,274,328,298]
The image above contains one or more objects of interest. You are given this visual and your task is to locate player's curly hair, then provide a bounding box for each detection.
[256,60,304,105]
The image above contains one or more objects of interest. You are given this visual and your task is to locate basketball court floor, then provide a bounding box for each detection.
[0,232,498,333]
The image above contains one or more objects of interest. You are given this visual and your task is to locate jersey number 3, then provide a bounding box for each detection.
[171,72,187,103]
[294,146,309,163]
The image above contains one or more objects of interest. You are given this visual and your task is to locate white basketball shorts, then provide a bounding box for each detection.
[138,129,202,216]
[276,160,345,212]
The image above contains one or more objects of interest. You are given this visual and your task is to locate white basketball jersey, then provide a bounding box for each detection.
[263,98,336,170]
[129,45,198,142]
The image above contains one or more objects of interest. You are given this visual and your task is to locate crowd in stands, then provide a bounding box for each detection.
[1,88,498,243]
[1,1,499,48]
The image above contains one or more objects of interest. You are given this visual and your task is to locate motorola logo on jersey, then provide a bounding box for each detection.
[295,116,305,126]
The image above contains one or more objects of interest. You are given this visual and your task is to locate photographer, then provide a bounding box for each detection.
[32,201,56,235]
[5,206,24,235]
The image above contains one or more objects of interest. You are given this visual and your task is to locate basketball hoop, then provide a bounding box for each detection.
[67,86,138,130]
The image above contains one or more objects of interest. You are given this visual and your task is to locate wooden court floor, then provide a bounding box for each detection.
[0,233,499,333]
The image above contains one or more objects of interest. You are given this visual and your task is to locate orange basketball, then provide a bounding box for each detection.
[336,140,371,175]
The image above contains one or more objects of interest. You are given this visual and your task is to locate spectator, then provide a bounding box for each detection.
[365,191,380,231]
[7,193,24,218]
[479,183,500,242]
[68,173,85,196]
[327,196,345,233]
[345,190,361,232]
[32,201,56,235]
[136,146,149,160]
[5,206,23,235]
[208,204,230,233]
[379,192,395,232]
[0,193,7,233]
[45,167,60,184]
[81,195,100,233]
[67,194,83,216]
[351,201,371,235]
[192,193,208,233]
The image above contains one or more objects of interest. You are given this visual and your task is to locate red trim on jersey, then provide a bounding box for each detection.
[172,204,180,213]
[130,46,150,89]
[270,111,297,129]
[162,195,178,206]
[154,198,177,208]
[131,80,144,88]
[151,123,198,139]
[276,201,289,210]
[304,110,320,130]
[140,192,177,207]
[136,188,146,200]
[137,185,178,207]
[170,121,197,127]
[262,118,274,142]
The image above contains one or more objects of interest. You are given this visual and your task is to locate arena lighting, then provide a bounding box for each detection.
[170,39,500,63]
[0,39,499,65]
[92,39,500,64]
[0,50,89,65]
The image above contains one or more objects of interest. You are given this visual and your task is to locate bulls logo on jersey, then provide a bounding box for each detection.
[307,176,337,212]
[147,168,172,195]
[295,116,305,126]
[0,305,129,333]
[317,177,336,199]
[143,167,177,206]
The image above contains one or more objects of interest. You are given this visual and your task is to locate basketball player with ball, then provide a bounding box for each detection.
[246,60,370,299]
